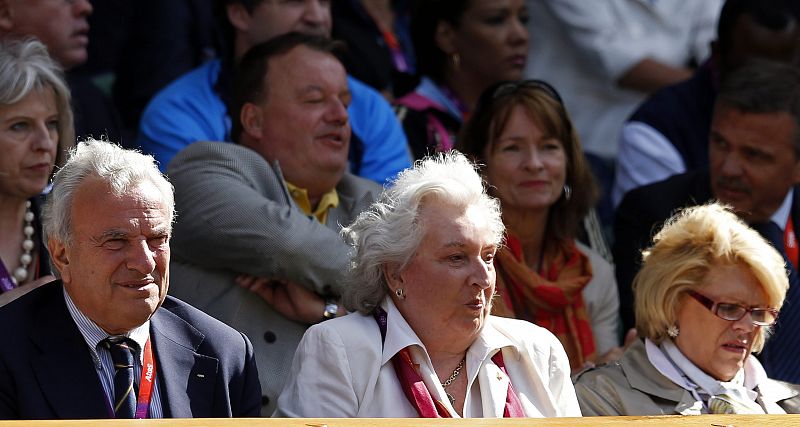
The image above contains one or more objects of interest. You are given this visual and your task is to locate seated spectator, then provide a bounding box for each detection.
[0,139,261,419]
[613,59,800,383]
[275,151,581,417]
[332,0,416,99]
[576,203,798,415]
[458,80,621,371]
[167,34,383,415]
[395,0,528,160]
[0,39,73,305]
[138,0,410,184]
[0,0,124,145]
[613,0,800,206]
[524,0,722,226]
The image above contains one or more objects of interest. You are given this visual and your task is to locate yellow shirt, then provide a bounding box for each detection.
[285,182,339,224]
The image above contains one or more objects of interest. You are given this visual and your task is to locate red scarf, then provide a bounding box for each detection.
[392,348,525,417]
[493,235,596,370]
[374,308,524,417]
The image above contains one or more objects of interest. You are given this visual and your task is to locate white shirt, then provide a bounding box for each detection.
[613,121,685,207]
[274,297,581,418]
[525,0,722,159]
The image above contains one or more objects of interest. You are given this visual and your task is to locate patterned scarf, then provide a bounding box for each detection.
[492,234,596,370]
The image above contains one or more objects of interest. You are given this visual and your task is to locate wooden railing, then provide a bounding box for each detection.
[1,415,800,426]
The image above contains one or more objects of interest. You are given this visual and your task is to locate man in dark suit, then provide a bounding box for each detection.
[0,138,261,419]
[614,59,800,383]
[166,33,383,415]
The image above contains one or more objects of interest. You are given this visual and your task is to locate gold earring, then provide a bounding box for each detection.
[395,288,406,300]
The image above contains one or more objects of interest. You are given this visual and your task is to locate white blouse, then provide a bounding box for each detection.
[274,297,581,418]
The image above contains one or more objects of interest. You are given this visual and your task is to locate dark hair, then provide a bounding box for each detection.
[717,0,796,56]
[457,80,598,250]
[410,0,471,84]
[715,59,800,154]
[230,32,344,142]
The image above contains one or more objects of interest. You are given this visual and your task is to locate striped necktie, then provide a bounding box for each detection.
[103,336,137,418]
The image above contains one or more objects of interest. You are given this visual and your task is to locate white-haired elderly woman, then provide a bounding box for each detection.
[575,203,799,415]
[0,38,74,305]
[274,151,580,418]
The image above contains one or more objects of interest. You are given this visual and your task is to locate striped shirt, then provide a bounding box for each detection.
[63,289,164,418]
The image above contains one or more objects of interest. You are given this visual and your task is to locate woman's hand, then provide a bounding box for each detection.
[236,274,334,324]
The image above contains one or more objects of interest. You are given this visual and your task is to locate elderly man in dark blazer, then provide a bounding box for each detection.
[614,59,800,384]
[0,139,261,419]
[166,33,383,415]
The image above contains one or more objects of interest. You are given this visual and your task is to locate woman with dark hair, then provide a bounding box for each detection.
[395,0,528,159]
[0,38,74,305]
[458,80,621,371]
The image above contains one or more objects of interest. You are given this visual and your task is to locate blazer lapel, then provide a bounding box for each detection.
[328,175,376,228]
[150,306,219,418]
[30,284,109,418]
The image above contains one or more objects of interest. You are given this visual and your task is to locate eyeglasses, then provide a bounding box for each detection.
[687,290,779,326]
[490,79,564,105]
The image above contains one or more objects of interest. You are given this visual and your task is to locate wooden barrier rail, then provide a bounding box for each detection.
[1,416,800,426]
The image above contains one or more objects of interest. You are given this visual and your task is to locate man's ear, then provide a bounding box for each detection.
[47,238,71,283]
[434,21,457,56]
[240,102,263,141]
[226,2,252,33]
[0,0,16,32]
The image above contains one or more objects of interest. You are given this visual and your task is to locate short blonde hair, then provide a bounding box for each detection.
[634,203,788,352]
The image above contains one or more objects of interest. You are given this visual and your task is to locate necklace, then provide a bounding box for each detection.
[440,357,465,407]
[12,201,35,285]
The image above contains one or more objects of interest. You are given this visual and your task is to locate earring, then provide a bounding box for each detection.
[395,288,406,300]
[667,324,679,338]
[451,53,460,70]
[563,184,572,201]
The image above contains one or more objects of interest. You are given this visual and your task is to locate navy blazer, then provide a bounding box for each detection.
[0,281,261,419]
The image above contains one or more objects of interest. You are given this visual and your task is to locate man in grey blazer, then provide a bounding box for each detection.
[166,33,384,415]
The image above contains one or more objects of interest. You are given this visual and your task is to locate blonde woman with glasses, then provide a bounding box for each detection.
[574,203,798,415]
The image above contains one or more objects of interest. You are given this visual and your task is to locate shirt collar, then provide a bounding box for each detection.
[63,288,150,366]
[285,181,339,223]
[646,338,762,398]
[770,190,794,232]
[378,297,520,365]
[415,76,463,122]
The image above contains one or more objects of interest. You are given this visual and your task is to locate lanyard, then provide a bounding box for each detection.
[135,338,157,419]
[0,260,16,292]
[362,5,409,72]
[785,217,798,270]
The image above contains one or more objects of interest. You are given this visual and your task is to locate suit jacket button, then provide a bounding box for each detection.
[263,331,277,343]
